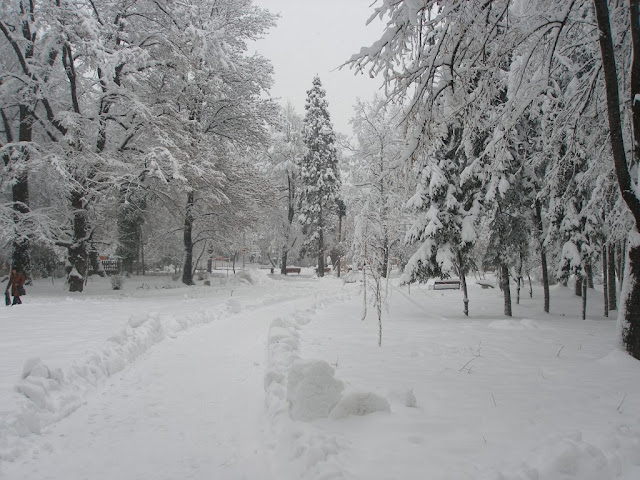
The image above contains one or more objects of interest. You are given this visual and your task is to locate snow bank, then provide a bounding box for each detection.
[234,268,272,286]
[264,287,388,480]
[329,392,390,420]
[0,301,236,462]
[482,430,640,480]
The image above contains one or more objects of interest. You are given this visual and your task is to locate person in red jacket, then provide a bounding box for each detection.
[6,267,26,305]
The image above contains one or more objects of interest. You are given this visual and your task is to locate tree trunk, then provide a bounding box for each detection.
[585,262,594,289]
[182,192,195,285]
[8,12,36,279]
[88,243,104,277]
[616,241,623,286]
[603,245,609,317]
[535,199,550,313]
[461,273,469,317]
[67,190,88,292]
[620,239,626,291]
[621,237,640,358]
[501,263,512,317]
[593,0,640,359]
[280,247,288,275]
[381,240,389,279]
[140,228,145,276]
[11,106,33,278]
[575,277,583,297]
[582,271,587,320]
[317,226,325,277]
[375,275,383,347]
[337,213,343,279]
[608,243,617,310]
[457,252,469,316]
[282,172,295,275]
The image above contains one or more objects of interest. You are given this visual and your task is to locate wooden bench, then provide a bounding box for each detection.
[433,279,461,290]
[284,267,301,274]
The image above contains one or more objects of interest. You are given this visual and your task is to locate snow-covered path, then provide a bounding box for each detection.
[4,305,272,479]
[0,272,347,479]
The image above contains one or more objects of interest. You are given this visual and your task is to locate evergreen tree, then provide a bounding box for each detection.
[298,76,341,277]
[404,125,482,317]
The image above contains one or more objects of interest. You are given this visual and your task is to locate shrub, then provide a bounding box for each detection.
[110,274,125,290]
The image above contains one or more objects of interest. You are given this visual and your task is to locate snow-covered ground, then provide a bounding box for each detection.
[0,270,639,479]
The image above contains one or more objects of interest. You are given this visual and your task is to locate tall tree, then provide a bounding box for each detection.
[593,0,640,358]
[298,76,341,277]
[264,104,304,274]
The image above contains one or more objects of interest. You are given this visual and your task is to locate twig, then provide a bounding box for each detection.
[460,341,482,373]
[556,345,564,357]
[491,392,497,407]
[459,355,479,373]
[333,356,339,369]
[617,393,627,413]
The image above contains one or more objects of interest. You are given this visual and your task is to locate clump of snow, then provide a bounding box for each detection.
[287,359,344,421]
[234,269,272,286]
[329,391,390,419]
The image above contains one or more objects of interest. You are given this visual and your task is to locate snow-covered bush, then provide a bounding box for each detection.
[110,274,125,290]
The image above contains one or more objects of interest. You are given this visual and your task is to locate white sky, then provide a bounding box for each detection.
[251,0,386,136]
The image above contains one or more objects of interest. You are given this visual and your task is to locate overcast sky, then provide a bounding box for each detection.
[251,0,386,136]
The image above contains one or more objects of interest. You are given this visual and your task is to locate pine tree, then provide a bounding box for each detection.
[404,125,482,317]
[298,76,341,277]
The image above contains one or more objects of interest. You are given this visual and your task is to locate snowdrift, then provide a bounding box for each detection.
[0,301,235,462]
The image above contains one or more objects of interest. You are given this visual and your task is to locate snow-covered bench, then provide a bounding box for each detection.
[284,267,301,274]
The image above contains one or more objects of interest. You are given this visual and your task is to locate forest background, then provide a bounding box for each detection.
[1,0,640,359]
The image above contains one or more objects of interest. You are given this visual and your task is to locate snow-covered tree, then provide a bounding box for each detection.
[298,76,341,277]
[348,97,409,344]
[404,118,483,316]
[263,103,304,274]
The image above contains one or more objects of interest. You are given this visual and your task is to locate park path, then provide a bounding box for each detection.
[2,279,342,480]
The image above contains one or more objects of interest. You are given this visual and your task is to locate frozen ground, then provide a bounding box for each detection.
[0,270,638,479]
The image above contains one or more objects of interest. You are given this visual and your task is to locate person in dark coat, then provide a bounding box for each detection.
[6,267,26,305]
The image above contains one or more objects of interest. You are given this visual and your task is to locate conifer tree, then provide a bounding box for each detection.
[405,125,482,317]
[298,76,341,277]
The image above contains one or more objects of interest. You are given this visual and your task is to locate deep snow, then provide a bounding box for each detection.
[0,270,639,479]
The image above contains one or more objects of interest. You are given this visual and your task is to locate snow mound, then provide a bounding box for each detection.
[329,391,390,419]
[287,359,344,421]
[234,269,272,286]
[484,430,640,480]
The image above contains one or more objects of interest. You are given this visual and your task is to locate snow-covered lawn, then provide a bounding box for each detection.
[1,271,639,479]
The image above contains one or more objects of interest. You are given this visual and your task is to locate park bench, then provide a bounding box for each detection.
[432,279,461,290]
[284,267,301,274]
